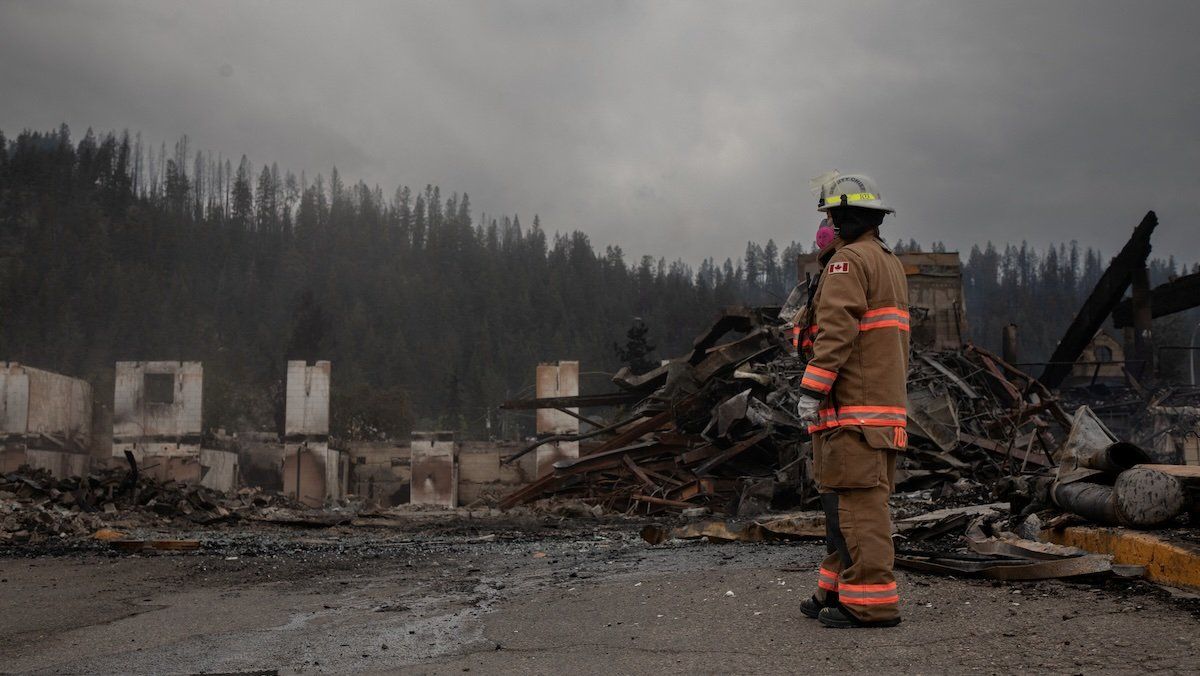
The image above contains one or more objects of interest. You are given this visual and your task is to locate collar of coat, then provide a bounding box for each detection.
[817,228,884,265]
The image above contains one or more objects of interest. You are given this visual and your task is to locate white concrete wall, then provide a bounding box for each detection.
[535,361,580,476]
[284,361,330,436]
[0,364,30,435]
[410,433,458,507]
[282,441,345,506]
[0,363,93,450]
[324,446,346,502]
[113,361,203,459]
[0,448,89,477]
[199,448,239,492]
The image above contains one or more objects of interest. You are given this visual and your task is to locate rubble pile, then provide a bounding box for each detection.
[0,465,308,544]
[1060,385,1200,465]
[500,305,1076,517]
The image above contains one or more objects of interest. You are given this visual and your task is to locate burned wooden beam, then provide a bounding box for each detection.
[632,493,697,510]
[694,431,769,475]
[959,433,1052,467]
[611,362,669,392]
[1040,211,1157,389]
[688,306,757,364]
[1112,270,1200,328]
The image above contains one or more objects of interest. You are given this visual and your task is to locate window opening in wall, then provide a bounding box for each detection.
[144,373,175,404]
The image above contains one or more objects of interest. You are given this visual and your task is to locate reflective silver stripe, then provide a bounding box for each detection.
[859,313,909,325]
[837,411,906,422]
[804,372,835,386]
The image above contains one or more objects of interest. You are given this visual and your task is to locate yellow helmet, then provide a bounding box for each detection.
[815,173,894,214]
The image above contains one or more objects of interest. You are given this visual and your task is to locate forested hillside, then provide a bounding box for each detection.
[1,126,1194,438]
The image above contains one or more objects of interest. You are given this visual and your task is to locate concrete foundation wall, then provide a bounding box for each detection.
[0,447,89,477]
[346,439,533,508]
[282,442,345,507]
[1,362,93,452]
[347,441,411,507]
[284,361,331,436]
[535,361,580,476]
[199,448,239,491]
[410,432,457,507]
[457,446,538,506]
[113,361,202,459]
[239,441,285,492]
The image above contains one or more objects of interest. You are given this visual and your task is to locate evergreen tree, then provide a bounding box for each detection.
[3,124,1194,440]
[614,319,657,375]
[231,156,253,228]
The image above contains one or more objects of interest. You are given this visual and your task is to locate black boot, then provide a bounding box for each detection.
[800,593,835,619]
[818,605,901,629]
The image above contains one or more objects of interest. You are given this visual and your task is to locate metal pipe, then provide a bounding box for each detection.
[1080,441,1150,474]
[1052,481,1119,525]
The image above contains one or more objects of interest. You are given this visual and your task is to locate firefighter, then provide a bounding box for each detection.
[794,173,909,628]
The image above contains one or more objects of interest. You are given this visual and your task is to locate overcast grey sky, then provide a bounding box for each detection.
[2,1,1198,265]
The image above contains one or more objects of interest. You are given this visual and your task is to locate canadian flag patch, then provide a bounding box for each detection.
[828,261,850,274]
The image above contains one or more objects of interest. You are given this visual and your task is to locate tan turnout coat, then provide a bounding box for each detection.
[798,232,910,451]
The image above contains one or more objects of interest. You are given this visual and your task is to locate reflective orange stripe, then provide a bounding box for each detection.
[839,581,896,592]
[839,580,898,605]
[840,595,899,605]
[861,320,911,332]
[862,307,909,319]
[859,306,911,332]
[800,325,818,350]
[808,408,841,433]
[801,364,837,395]
[838,406,906,414]
[801,378,831,393]
[805,365,837,380]
[818,567,839,591]
[808,406,906,434]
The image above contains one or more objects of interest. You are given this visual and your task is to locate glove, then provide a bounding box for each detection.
[795,394,821,426]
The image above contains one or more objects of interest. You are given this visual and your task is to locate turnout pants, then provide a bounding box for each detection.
[811,427,899,623]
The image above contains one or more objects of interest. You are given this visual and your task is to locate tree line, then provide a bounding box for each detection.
[1,125,1194,439]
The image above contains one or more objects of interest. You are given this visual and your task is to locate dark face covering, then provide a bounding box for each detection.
[828,206,885,242]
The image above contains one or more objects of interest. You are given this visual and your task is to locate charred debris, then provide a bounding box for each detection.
[498,212,1200,576]
[500,303,1079,517]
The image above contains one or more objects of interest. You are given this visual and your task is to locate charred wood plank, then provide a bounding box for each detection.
[694,431,770,475]
[693,330,775,383]
[552,441,667,474]
[959,433,1051,467]
[1040,211,1157,388]
[611,362,670,392]
[688,307,757,364]
[632,493,698,509]
[622,455,661,493]
[1112,270,1200,327]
